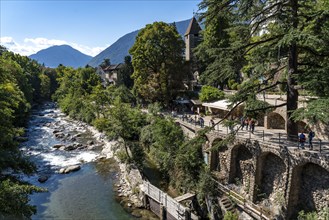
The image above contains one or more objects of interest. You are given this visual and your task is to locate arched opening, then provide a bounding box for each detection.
[297,121,307,132]
[256,112,265,127]
[229,144,253,185]
[287,163,329,219]
[254,153,286,204]
[267,112,285,129]
[210,139,228,172]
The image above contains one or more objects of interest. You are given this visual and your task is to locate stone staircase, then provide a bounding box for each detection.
[218,196,237,215]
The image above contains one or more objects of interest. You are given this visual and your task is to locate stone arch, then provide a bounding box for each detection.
[297,121,307,132]
[209,138,228,172]
[256,112,265,126]
[287,162,329,219]
[229,144,253,185]
[267,112,285,129]
[254,152,287,204]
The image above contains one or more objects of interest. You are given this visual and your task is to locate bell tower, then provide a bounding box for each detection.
[184,17,201,61]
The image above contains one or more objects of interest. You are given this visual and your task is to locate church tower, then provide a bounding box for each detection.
[184,17,201,61]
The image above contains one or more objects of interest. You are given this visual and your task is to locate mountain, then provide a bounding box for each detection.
[88,18,192,67]
[29,45,92,68]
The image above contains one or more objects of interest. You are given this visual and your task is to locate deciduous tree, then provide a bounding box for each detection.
[130,22,185,106]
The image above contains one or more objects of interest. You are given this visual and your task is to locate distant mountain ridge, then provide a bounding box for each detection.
[29,45,92,68]
[88,18,192,67]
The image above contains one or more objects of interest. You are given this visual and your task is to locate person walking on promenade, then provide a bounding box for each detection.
[199,117,204,128]
[245,117,249,130]
[308,130,315,150]
[240,116,245,130]
[299,132,306,149]
[210,118,215,129]
[250,118,256,133]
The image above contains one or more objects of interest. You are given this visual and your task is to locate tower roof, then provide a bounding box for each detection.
[185,17,201,36]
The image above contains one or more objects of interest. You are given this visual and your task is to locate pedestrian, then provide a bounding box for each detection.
[200,117,204,128]
[240,116,245,130]
[299,132,306,149]
[210,118,215,129]
[308,130,315,150]
[250,118,256,133]
[245,117,249,130]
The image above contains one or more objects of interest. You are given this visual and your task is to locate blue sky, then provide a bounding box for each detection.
[0,0,200,56]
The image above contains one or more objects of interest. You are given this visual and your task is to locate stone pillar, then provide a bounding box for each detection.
[142,193,149,209]
[184,208,191,220]
[160,204,166,220]
[264,115,268,129]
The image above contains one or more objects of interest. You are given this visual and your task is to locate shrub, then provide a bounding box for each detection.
[199,86,225,102]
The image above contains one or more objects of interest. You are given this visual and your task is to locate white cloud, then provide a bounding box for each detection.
[0,36,106,57]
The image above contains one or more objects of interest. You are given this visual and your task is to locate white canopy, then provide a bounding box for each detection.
[202,100,231,111]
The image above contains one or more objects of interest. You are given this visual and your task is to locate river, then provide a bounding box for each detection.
[20,102,139,220]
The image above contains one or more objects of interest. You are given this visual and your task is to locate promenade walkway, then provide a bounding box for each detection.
[175,114,329,154]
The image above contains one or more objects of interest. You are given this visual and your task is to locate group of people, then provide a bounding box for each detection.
[183,114,205,127]
[299,130,315,149]
[240,116,257,133]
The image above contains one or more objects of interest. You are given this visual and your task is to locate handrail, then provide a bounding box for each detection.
[212,178,270,220]
[141,180,188,219]
[177,116,328,154]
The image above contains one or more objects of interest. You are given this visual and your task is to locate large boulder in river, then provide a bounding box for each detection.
[55,132,65,138]
[64,144,76,151]
[53,144,65,149]
[53,130,62,134]
[38,176,48,183]
[59,165,81,174]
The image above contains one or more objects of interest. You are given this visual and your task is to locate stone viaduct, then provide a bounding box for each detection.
[203,131,329,219]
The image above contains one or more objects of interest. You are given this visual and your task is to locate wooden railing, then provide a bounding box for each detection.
[213,178,270,220]
[142,180,188,220]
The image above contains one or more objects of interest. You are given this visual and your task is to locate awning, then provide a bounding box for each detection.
[202,100,231,111]
[191,99,202,105]
[174,99,190,104]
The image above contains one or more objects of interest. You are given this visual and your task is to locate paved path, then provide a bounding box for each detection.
[175,114,329,154]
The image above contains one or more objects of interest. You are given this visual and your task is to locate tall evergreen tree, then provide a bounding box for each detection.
[197,0,329,137]
[117,56,134,89]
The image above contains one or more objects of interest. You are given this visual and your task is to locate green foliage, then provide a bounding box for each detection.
[223,211,238,220]
[0,47,50,217]
[292,98,329,125]
[196,0,329,136]
[172,135,206,192]
[244,97,270,118]
[93,118,111,132]
[39,73,51,100]
[147,102,162,116]
[117,56,134,89]
[116,149,130,163]
[101,99,147,166]
[0,179,45,218]
[199,85,225,102]
[54,66,101,123]
[130,21,185,105]
[140,117,184,176]
[297,207,329,220]
[196,168,217,204]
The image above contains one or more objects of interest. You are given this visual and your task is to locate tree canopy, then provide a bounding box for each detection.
[196,0,329,136]
[130,21,186,106]
[199,85,225,102]
[0,47,46,218]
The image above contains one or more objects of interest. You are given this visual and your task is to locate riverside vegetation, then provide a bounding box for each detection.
[1,0,329,218]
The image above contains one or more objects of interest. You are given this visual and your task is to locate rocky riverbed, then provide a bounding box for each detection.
[20,102,157,220]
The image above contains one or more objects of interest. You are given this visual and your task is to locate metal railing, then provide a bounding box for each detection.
[178,115,328,154]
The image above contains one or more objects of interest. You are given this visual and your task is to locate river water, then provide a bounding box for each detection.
[20,103,137,220]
